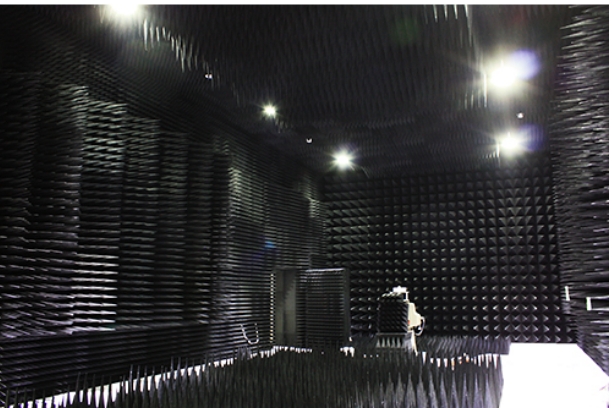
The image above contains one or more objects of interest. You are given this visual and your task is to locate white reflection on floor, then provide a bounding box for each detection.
[20,343,610,408]
[500,343,609,408]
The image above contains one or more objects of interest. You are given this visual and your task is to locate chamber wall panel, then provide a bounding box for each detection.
[324,154,571,343]
[548,5,609,374]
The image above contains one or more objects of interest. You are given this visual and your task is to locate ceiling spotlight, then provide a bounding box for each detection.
[263,105,277,118]
[108,2,140,17]
[490,64,519,89]
[333,151,354,170]
[517,112,524,119]
[498,132,524,156]
[487,49,540,92]
[508,50,540,80]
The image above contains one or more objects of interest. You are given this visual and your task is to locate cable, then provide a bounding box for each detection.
[415,317,425,336]
[240,323,260,345]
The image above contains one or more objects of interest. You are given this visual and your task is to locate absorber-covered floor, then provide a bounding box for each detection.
[14,335,509,408]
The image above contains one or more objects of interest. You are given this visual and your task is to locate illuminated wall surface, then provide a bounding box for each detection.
[0,4,607,404]
[0,77,327,394]
[547,6,609,375]
[0,6,326,396]
[324,156,572,343]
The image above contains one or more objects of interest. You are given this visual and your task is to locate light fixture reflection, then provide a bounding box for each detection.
[508,50,540,80]
[498,132,524,156]
[108,2,140,17]
[333,151,354,170]
[488,50,540,92]
[263,105,277,118]
[490,64,519,88]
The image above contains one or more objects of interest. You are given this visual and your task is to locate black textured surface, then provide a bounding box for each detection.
[0,6,325,399]
[76,100,126,332]
[0,3,607,401]
[0,5,571,177]
[297,269,350,348]
[0,71,39,338]
[548,5,609,374]
[132,5,568,177]
[0,74,217,396]
[206,134,325,358]
[378,293,410,333]
[0,325,210,397]
[325,154,572,343]
[6,338,507,408]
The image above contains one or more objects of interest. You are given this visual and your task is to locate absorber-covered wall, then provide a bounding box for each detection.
[548,5,609,374]
[0,6,326,398]
[208,135,326,356]
[325,153,572,343]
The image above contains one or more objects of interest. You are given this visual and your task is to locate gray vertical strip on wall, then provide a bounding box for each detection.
[548,5,609,374]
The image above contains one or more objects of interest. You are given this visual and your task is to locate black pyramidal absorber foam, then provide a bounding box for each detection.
[154,132,189,323]
[26,83,88,335]
[0,5,326,401]
[183,133,214,324]
[116,116,160,326]
[207,132,326,358]
[0,71,39,339]
[324,157,571,342]
[5,337,507,408]
[74,100,126,332]
[297,269,350,349]
[378,294,409,333]
[548,5,609,374]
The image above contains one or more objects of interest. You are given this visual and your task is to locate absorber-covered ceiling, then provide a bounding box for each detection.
[165,5,571,176]
[35,5,573,176]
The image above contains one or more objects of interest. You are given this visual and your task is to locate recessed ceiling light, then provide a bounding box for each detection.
[490,64,519,89]
[263,105,277,118]
[517,112,524,119]
[509,50,540,80]
[487,49,540,93]
[333,151,353,170]
[108,2,140,17]
[499,132,524,155]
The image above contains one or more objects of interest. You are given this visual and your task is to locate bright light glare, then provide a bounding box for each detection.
[499,133,524,155]
[263,105,277,117]
[334,151,353,170]
[490,64,519,88]
[499,344,608,408]
[488,50,540,90]
[509,50,540,80]
[109,2,139,16]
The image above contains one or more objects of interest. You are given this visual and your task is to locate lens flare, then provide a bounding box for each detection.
[263,105,277,117]
[509,50,540,80]
[489,50,540,90]
[500,133,523,154]
[490,65,519,88]
[334,151,353,170]
[109,2,139,16]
